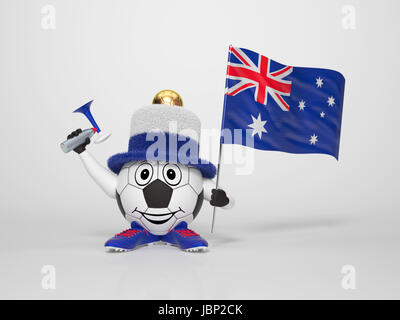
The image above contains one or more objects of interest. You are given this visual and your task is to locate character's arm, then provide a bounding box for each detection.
[79,150,117,198]
[203,178,234,210]
[68,129,117,199]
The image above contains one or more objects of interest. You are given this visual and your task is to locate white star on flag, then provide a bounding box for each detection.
[309,134,318,145]
[320,112,325,118]
[298,99,306,111]
[316,77,324,88]
[248,113,267,138]
[327,96,335,107]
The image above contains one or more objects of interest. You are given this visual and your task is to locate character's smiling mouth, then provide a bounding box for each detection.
[132,207,185,225]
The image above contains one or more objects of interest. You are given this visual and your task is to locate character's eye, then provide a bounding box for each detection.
[135,163,153,186]
[162,164,182,186]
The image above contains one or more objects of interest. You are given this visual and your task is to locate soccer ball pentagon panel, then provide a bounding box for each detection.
[115,161,204,235]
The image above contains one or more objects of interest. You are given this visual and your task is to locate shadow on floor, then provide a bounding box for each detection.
[248,215,353,235]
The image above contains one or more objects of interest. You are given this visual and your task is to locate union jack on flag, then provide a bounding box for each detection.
[226,46,293,111]
[221,46,345,159]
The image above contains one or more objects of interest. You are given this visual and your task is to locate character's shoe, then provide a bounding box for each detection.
[161,222,208,252]
[105,222,161,252]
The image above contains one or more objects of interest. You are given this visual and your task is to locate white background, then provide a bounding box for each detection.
[0,0,399,299]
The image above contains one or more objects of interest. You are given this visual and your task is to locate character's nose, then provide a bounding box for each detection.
[143,179,173,208]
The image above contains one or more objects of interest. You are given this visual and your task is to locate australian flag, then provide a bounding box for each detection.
[221,46,345,159]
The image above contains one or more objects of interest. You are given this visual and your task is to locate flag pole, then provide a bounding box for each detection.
[211,142,223,233]
[211,44,232,233]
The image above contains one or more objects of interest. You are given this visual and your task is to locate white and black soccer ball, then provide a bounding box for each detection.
[115,161,204,235]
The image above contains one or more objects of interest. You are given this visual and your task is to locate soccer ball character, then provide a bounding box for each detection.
[66,90,233,252]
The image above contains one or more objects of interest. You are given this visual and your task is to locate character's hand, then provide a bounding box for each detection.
[67,128,90,154]
[210,189,230,207]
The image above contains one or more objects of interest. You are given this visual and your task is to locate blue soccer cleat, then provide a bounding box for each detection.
[161,222,208,252]
[105,222,161,252]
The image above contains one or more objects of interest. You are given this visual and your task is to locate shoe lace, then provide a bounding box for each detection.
[116,229,148,237]
[175,229,199,238]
